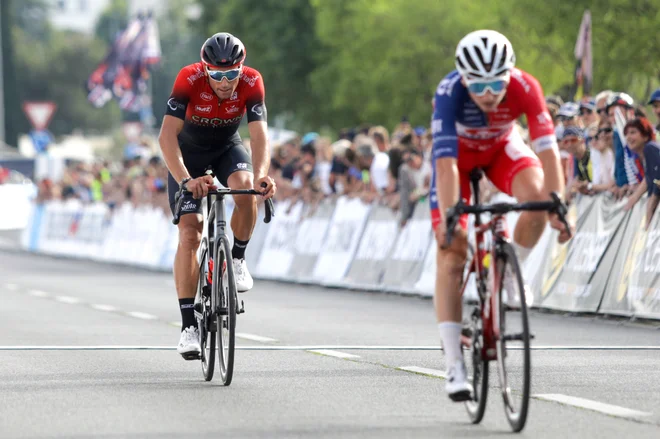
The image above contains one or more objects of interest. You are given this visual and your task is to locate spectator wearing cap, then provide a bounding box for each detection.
[556,102,581,183]
[545,95,564,126]
[561,126,593,201]
[579,100,599,130]
[595,90,613,122]
[623,118,659,226]
[606,92,638,196]
[648,88,660,134]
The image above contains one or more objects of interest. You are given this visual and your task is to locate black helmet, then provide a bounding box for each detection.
[200,32,246,68]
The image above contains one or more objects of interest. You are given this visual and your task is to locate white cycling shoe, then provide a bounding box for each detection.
[177,326,201,360]
[233,258,253,292]
[446,360,473,402]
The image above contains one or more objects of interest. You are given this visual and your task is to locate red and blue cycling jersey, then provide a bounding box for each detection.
[429,68,558,229]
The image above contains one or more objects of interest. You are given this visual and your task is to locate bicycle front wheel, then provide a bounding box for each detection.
[215,236,236,386]
[198,237,215,381]
[495,242,531,432]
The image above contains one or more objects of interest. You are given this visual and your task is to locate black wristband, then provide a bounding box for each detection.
[180,177,192,190]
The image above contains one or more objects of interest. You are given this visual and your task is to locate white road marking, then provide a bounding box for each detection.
[0,346,176,350]
[533,394,652,419]
[28,289,50,298]
[236,333,278,343]
[397,366,446,378]
[91,304,118,312]
[4,283,19,291]
[55,296,81,304]
[307,349,361,359]
[125,311,158,320]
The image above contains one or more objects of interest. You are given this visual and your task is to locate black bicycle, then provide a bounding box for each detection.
[443,168,571,432]
[172,183,274,385]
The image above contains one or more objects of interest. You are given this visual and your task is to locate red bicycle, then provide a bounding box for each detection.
[443,168,571,432]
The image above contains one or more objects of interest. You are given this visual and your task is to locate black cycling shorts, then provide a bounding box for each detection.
[167,142,253,216]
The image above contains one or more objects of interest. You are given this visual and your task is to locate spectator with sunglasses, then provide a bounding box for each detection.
[561,127,593,202]
[579,100,599,130]
[595,90,613,122]
[623,118,659,226]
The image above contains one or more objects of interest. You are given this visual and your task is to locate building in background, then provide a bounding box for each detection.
[47,0,164,35]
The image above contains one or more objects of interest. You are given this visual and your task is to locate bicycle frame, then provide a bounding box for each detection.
[460,169,507,362]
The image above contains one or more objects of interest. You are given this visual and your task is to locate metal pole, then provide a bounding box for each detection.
[0,0,6,146]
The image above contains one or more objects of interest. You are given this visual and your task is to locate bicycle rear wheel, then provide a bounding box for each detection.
[216,236,236,386]
[197,238,215,381]
[495,242,531,432]
[464,280,489,424]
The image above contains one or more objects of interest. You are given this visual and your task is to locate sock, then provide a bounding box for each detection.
[438,322,463,368]
[512,241,533,265]
[179,298,196,331]
[232,238,249,260]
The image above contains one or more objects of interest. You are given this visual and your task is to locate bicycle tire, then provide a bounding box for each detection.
[216,236,237,386]
[495,242,531,432]
[197,238,215,381]
[464,277,489,424]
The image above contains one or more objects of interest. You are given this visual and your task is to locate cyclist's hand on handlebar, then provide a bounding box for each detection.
[185,175,217,199]
[549,212,573,244]
[436,209,468,255]
[254,176,276,200]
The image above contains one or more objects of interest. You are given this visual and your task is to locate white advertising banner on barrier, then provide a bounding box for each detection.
[0,184,36,231]
[313,197,370,283]
[254,200,302,279]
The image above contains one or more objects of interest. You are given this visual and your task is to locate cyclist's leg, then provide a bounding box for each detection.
[168,169,204,356]
[215,142,256,291]
[215,142,256,243]
[485,129,545,261]
[431,166,472,400]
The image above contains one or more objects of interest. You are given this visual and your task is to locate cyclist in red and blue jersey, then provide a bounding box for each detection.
[159,33,276,360]
[430,30,572,401]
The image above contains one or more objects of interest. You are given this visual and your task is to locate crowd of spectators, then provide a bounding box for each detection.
[20,86,660,230]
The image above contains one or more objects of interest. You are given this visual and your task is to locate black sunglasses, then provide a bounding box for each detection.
[597,127,613,135]
[597,108,607,115]
[580,109,594,115]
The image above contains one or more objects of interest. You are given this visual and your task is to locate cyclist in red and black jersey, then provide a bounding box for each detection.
[158,33,276,359]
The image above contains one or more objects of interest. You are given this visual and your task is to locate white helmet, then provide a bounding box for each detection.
[455,30,516,81]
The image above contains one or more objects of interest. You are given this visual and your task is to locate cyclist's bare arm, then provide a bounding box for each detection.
[248,120,269,180]
[435,157,460,237]
[537,148,565,199]
[159,115,189,183]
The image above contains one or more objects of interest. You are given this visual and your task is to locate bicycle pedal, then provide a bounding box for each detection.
[181,351,201,361]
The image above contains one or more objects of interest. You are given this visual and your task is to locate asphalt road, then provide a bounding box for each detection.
[1,248,660,438]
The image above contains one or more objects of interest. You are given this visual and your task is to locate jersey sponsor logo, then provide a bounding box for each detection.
[511,69,531,93]
[226,105,240,114]
[230,91,238,101]
[191,115,242,126]
[251,103,264,116]
[200,92,213,101]
[182,200,197,212]
[186,67,205,85]
[536,111,553,126]
[241,73,258,87]
[456,122,512,140]
[432,119,443,134]
[236,163,248,170]
[195,105,212,114]
[167,98,184,112]
[436,74,461,97]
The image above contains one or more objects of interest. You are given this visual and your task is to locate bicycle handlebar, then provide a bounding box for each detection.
[442,192,571,249]
[172,186,275,226]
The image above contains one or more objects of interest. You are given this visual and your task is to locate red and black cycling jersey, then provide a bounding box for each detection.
[165,62,267,150]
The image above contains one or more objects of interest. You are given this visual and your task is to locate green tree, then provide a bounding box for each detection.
[95,0,129,46]
[200,0,321,131]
